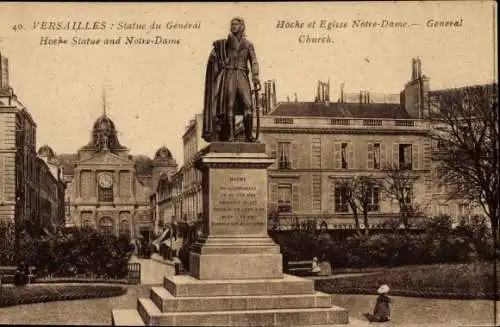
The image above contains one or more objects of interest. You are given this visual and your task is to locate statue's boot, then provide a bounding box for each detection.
[244,114,255,142]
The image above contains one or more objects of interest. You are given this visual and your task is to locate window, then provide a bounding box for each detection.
[334,185,349,212]
[65,197,71,217]
[98,185,113,202]
[341,143,348,169]
[99,217,113,234]
[402,187,412,205]
[367,187,380,212]
[119,220,130,234]
[373,143,381,169]
[399,144,412,170]
[458,204,468,217]
[278,142,291,169]
[82,220,92,228]
[277,184,292,213]
[438,204,449,216]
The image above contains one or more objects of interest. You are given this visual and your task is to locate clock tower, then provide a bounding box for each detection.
[62,93,157,239]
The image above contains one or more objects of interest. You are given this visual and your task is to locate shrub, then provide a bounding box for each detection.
[24,227,132,279]
[0,220,16,265]
[277,215,491,270]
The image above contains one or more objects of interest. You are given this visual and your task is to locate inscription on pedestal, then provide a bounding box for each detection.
[209,169,267,236]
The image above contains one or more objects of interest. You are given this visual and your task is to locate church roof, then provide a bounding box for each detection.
[80,113,127,152]
[38,145,56,161]
[154,146,173,160]
[57,153,78,175]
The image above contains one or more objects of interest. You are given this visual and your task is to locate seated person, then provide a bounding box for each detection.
[372,284,391,322]
[311,257,321,274]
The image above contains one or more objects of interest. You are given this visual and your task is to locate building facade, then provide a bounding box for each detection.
[153,114,206,232]
[0,53,66,234]
[151,58,489,232]
[58,108,177,240]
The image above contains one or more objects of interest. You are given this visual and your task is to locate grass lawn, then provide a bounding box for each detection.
[0,283,127,307]
[316,261,498,300]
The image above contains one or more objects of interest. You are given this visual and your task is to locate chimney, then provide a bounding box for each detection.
[316,81,321,102]
[417,57,422,79]
[272,80,277,108]
[0,53,9,90]
[403,58,430,119]
[326,79,330,101]
[264,81,271,113]
[411,58,417,80]
[367,92,370,104]
[359,91,363,104]
[287,95,290,102]
[340,83,345,103]
[294,93,297,102]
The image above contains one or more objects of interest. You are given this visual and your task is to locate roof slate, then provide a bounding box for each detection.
[268,101,411,119]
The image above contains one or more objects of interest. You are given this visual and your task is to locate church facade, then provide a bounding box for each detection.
[59,111,177,240]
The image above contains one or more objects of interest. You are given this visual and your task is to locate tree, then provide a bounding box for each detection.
[431,84,499,239]
[337,175,380,235]
[336,178,361,235]
[382,163,426,230]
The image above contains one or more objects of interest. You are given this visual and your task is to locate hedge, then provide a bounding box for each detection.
[35,278,136,285]
[315,261,498,300]
[273,215,495,269]
[1,222,133,279]
[0,284,127,308]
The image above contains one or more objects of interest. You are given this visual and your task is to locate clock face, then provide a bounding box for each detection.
[98,173,113,188]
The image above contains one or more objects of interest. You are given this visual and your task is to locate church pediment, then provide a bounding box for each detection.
[77,152,133,167]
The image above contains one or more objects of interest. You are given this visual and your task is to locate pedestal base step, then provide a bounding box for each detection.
[111,309,145,326]
[138,298,349,326]
[165,274,314,297]
[151,287,332,312]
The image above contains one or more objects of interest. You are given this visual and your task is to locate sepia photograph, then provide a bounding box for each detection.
[0,1,497,326]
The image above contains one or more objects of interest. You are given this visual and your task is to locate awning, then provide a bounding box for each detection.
[160,236,184,250]
[42,227,56,239]
[152,228,170,251]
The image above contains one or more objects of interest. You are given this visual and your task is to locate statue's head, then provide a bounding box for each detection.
[230,17,245,35]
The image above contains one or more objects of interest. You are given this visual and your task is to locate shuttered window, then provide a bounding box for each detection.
[292,184,300,212]
[334,142,353,169]
[269,183,278,213]
[277,184,292,213]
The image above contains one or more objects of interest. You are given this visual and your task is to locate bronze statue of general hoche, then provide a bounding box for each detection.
[202,17,261,143]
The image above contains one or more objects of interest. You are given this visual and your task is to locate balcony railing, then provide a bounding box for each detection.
[399,162,413,170]
[277,204,292,213]
[274,118,294,124]
[330,119,350,126]
[363,119,383,126]
[262,116,428,130]
[395,120,415,127]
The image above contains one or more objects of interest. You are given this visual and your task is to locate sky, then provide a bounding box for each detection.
[0,2,497,165]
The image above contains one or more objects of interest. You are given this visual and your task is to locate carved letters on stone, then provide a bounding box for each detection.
[210,169,267,236]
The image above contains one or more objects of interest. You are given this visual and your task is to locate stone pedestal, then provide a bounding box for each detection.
[112,142,348,326]
[189,142,282,280]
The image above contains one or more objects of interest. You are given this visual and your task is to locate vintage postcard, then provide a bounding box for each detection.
[0,1,497,326]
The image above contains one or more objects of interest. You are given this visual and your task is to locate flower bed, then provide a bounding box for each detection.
[0,284,127,308]
[315,262,498,300]
[35,277,136,285]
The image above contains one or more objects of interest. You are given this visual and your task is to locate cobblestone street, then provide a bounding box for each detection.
[128,255,175,285]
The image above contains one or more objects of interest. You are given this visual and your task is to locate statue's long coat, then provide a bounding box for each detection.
[202,33,259,142]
